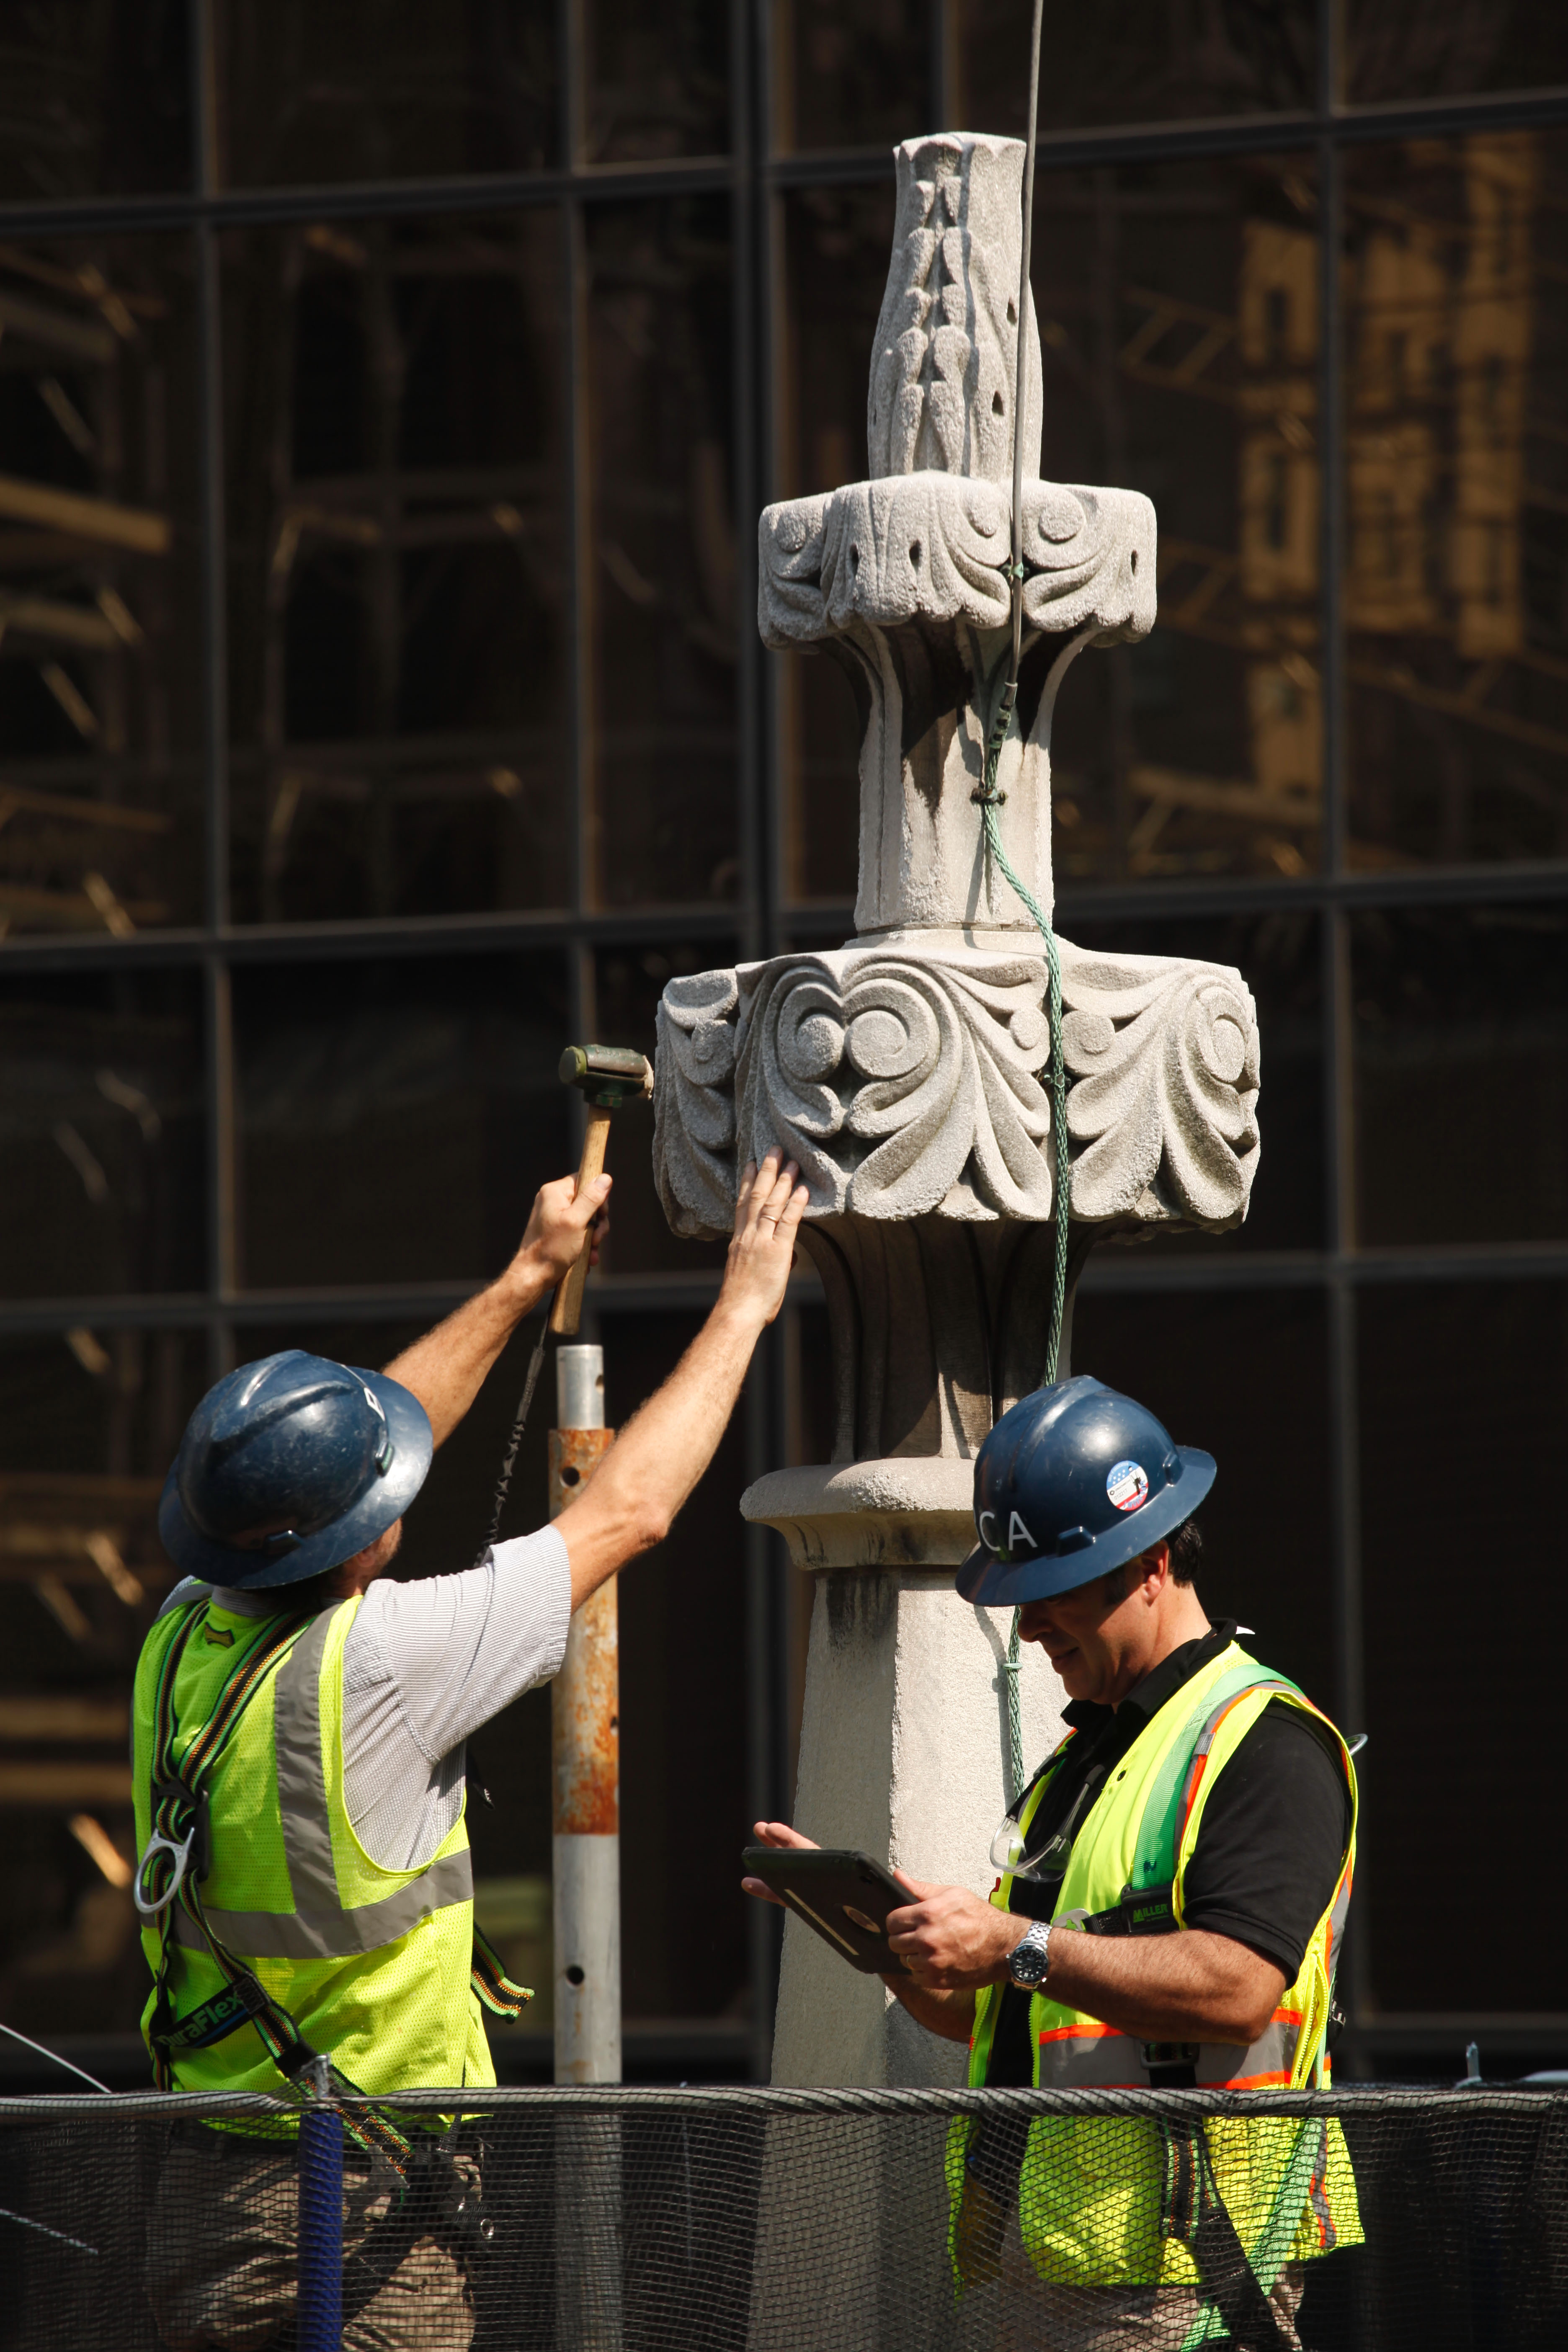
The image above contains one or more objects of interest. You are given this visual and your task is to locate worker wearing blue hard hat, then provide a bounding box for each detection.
[136,1150,809,2352]
[750,1374,1362,2343]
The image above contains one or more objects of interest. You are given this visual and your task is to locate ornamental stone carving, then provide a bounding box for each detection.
[655,939,1258,1240]
[646,126,1270,2093]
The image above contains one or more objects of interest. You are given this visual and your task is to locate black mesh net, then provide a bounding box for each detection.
[1,2084,1565,2352]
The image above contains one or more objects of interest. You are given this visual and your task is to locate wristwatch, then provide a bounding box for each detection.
[1008,1918,1052,1991]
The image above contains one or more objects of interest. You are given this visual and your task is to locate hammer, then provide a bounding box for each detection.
[550,1044,654,1336]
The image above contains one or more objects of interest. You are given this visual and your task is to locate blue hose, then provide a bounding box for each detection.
[297,2105,344,2351]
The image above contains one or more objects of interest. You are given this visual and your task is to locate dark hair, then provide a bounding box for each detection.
[1100,1514,1203,1604]
[1168,1514,1204,1586]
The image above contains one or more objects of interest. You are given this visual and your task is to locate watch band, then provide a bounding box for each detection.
[1008,1917,1052,1991]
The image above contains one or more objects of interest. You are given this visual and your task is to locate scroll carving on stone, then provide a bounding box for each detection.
[655,942,1261,1242]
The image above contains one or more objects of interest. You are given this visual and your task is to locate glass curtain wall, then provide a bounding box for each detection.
[0,0,1565,2081]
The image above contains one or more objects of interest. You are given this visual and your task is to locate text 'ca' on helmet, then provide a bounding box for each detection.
[957,1375,1215,1607]
[158,1349,433,1590]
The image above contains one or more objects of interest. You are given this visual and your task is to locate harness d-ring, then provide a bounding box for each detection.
[134,1826,195,1919]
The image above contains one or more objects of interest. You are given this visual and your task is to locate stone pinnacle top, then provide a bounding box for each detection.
[867,133,1043,486]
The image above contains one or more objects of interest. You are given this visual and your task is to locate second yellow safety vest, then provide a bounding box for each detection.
[951,1642,1362,2293]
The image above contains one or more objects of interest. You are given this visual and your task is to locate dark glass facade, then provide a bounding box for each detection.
[1,1,1565,2082]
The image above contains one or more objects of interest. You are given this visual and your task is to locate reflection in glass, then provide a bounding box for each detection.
[1344,134,1568,868]
[0,970,205,1299]
[776,183,895,902]
[1041,156,1323,884]
[584,0,727,164]
[0,4,190,201]
[1359,1279,1563,2011]
[1071,1284,1332,1709]
[0,237,203,934]
[957,0,1314,139]
[587,200,737,908]
[1346,3,1568,105]
[772,0,930,155]
[0,1325,206,2041]
[216,1,557,186]
[223,214,569,922]
[1352,903,1568,1247]
[1067,911,1324,1252]
[602,1308,749,2017]
[234,954,571,1289]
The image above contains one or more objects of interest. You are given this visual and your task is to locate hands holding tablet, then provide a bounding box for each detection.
[744,1820,1027,2000]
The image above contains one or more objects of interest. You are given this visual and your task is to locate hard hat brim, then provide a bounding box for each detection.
[955,1447,1216,1607]
[157,1369,434,1590]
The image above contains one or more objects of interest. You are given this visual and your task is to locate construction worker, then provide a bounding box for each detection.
[749,1375,1360,2351]
[136,1149,807,2352]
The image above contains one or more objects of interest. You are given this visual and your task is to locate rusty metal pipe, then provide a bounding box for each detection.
[549,1344,620,2086]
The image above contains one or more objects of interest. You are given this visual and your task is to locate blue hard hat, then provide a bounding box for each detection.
[158,1349,433,1590]
[956,1375,1215,1607]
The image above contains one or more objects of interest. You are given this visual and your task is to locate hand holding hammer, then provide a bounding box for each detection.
[550,1044,655,1336]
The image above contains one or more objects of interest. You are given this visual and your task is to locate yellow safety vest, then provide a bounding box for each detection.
[951,1642,1362,2292]
[132,1595,497,2107]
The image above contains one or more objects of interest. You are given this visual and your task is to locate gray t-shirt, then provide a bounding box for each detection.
[161,1526,571,1871]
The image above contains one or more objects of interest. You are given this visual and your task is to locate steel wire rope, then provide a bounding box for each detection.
[983,0,1059,1805]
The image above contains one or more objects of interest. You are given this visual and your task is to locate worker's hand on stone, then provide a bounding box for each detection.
[718,1152,809,1328]
[883,1877,1026,1991]
[511,1171,613,1298]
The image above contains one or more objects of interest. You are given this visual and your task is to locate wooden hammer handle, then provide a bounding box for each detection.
[549,1106,612,1336]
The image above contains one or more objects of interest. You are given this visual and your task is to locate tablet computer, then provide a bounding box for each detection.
[742,1846,913,1974]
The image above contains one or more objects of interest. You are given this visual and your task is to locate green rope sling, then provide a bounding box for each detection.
[984,0,1066,1806]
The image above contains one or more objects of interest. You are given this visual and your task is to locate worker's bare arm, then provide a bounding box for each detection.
[885,1875,1286,2045]
[384,1176,611,1448]
[553,1153,808,1611]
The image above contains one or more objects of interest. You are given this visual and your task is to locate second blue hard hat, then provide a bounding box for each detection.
[956,1375,1214,1607]
[159,1349,433,1590]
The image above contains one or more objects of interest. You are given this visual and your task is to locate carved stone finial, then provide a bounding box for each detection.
[867,133,1042,485]
[648,126,1269,2093]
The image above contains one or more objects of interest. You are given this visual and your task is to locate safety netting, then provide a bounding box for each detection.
[0,2082,1564,2352]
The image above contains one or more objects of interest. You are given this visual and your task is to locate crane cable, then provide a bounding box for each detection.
[983,0,1063,1805]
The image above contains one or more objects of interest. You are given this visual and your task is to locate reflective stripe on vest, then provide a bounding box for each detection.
[167,1609,472,1960]
[1034,2015,1302,2092]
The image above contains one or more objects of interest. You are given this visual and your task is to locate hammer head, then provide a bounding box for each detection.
[559,1043,654,1111]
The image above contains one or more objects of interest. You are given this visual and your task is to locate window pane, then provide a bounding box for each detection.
[1070,1285,1333,1712]
[601,1308,748,2018]
[0,1326,206,2052]
[957,0,1315,137]
[772,0,930,155]
[593,939,732,1277]
[1353,902,1568,1247]
[1066,910,1324,1253]
[1039,155,1325,886]
[222,213,570,922]
[0,969,205,1300]
[584,0,728,164]
[1347,4,1568,104]
[1359,1280,1564,2012]
[776,183,894,903]
[234,953,571,1289]
[0,236,204,934]
[1344,133,1568,869]
[587,199,738,908]
[215,1,558,186]
[0,3,190,200]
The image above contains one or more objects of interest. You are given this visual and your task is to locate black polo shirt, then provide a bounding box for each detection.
[981,1618,1351,2088]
